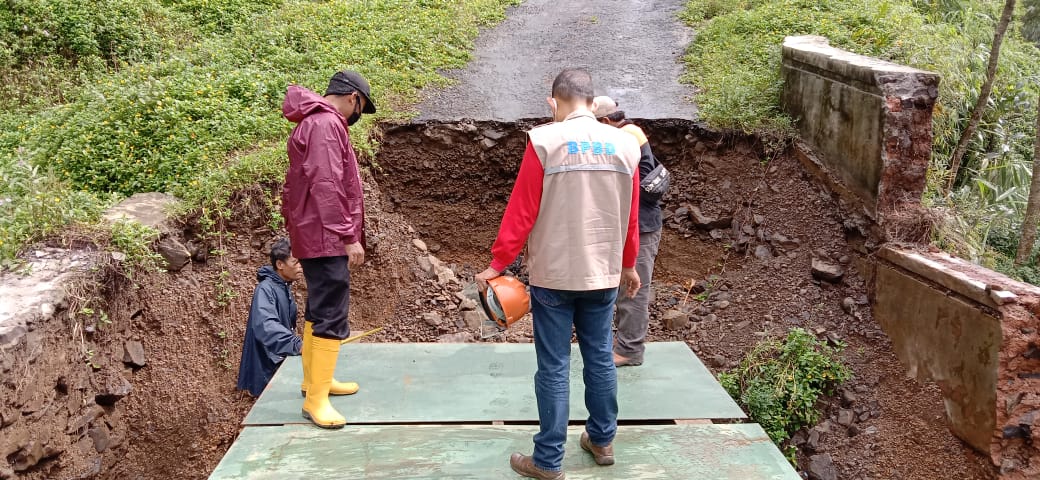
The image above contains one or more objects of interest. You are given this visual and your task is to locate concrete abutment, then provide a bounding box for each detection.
[782,35,1039,477]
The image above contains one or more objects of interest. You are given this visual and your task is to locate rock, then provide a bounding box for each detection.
[841,297,855,314]
[714,300,730,310]
[837,409,855,426]
[111,251,127,262]
[458,297,479,311]
[122,341,147,368]
[102,192,180,231]
[2,428,28,458]
[435,266,457,286]
[11,441,45,472]
[754,245,773,261]
[709,229,728,240]
[417,255,443,278]
[187,240,209,263]
[811,258,844,283]
[709,354,728,368]
[482,128,507,141]
[88,426,110,453]
[753,214,765,226]
[480,138,498,149]
[704,313,718,323]
[66,406,104,435]
[840,389,857,407]
[661,309,689,330]
[0,324,27,348]
[422,312,443,327]
[790,429,808,446]
[770,233,801,250]
[806,429,821,451]
[807,453,838,480]
[437,332,473,343]
[689,206,732,230]
[412,239,428,252]
[94,374,132,406]
[157,237,190,272]
[864,426,879,435]
[462,310,485,330]
[713,291,732,302]
[674,206,690,219]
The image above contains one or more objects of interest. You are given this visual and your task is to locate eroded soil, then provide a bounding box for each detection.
[1,120,997,479]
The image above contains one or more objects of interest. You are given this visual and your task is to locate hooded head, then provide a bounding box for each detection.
[282,85,338,124]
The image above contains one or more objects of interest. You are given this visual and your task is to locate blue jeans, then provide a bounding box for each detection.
[529,286,619,471]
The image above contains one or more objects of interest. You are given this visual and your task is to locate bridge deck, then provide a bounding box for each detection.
[213,342,798,479]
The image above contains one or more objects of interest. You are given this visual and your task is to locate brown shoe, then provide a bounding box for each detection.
[580,431,615,466]
[509,453,565,479]
[613,352,642,367]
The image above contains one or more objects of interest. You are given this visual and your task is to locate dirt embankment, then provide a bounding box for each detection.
[1,119,999,479]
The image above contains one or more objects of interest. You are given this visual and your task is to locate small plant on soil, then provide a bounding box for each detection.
[108,219,164,274]
[718,328,851,455]
[215,269,236,307]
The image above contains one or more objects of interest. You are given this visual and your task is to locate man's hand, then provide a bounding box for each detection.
[475,267,501,289]
[620,267,641,299]
[345,242,365,269]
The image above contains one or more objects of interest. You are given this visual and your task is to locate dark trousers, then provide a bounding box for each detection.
[300,256,351,340]
[614,229,662,361]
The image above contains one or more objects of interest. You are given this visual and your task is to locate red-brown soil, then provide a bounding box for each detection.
[1,120,998,479]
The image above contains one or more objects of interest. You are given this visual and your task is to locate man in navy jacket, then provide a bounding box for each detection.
[237,238,304,397]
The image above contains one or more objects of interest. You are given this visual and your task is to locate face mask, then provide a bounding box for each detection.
[346,95,362,126]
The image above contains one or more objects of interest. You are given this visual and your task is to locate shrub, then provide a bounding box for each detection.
[0,156,112,266]
[681,0,922,134]
[718,328,852,446]
[0,0,519,263]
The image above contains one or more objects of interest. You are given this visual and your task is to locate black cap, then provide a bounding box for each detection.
[325,70,376,114]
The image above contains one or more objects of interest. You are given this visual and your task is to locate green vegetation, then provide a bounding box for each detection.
[681,0,1040,281]
[0,0,518,264]
[108,219,164,274]
[719,328,852,457]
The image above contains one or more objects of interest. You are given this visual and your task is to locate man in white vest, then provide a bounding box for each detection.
[477,69,642,479]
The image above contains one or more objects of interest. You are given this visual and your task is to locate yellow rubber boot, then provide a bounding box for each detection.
[302,336,347,429]
[300,322,359,397]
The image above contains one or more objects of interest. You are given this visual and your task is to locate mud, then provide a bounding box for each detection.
[0,119,999,479]
[415,0,697,122]
[373,119,995,479]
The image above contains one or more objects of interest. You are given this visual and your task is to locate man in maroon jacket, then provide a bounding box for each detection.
[281,70,375,429]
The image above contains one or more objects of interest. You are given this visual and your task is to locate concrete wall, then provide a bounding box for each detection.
[779,35,1038,477]
[872,247,1040,478]
[781,36,939,220]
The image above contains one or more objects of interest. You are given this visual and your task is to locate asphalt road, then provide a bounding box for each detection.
[416,0,698,121]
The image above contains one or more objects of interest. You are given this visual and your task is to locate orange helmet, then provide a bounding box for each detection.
[481,276,531,329]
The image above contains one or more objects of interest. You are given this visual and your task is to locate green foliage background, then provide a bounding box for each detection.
[681,0,1040,281]
[0,0,518,263]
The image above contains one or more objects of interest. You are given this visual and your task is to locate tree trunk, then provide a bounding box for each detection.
[945,0,1018,192]
[1016,91,1040,265]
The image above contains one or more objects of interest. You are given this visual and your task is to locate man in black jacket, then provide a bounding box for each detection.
[594,96,666,367]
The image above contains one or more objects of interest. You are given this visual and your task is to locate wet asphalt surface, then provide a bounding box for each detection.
[416,0,697,121]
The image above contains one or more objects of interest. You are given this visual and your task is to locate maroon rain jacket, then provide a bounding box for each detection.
[281,85,365,260]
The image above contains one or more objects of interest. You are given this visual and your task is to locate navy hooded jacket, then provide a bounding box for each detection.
[236,266,303,396]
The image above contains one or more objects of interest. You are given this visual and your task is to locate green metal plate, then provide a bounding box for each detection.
[243,342,745,425]
[210,424,799,479]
